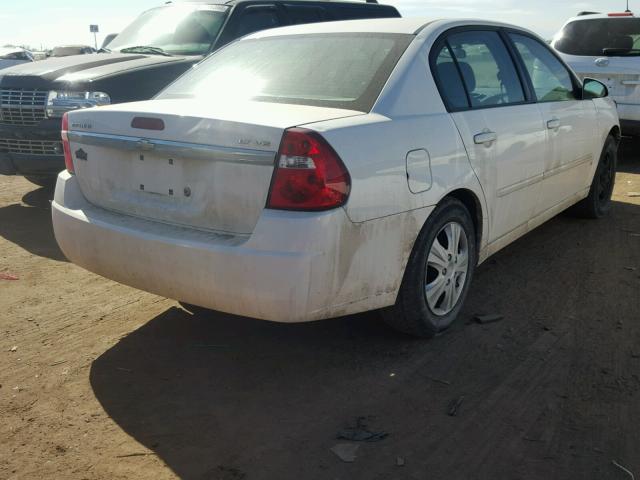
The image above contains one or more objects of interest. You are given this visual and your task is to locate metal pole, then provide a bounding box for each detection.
[94,32,97,50]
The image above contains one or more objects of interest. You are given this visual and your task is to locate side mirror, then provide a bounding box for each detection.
[583,78,608,99]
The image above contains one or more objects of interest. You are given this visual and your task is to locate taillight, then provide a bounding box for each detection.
[61,112,74,174]
[266,128,350,211]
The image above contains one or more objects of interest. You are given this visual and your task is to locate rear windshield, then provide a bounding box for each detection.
[158,33,413,112]
[555,18,640,56]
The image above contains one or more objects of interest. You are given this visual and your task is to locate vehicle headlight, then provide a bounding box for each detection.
[46,91,111,117]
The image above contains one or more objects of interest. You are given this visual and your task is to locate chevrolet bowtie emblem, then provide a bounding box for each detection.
[75,148,88,161]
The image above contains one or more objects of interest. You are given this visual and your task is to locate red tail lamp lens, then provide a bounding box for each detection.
[267,128,350,211]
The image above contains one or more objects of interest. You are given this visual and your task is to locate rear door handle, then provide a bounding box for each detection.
[473,131,497,145]
[547,119,561,130]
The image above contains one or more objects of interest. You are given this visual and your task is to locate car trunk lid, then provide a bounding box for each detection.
[67,99,362,234]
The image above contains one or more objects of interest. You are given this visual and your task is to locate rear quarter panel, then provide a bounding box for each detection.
[306,34,488,248]
[314,113,482,224]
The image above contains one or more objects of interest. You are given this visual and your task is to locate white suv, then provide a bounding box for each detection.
[552,11,640,136]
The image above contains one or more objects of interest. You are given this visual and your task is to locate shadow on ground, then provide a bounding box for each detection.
[0,184,66,262]
[617,139,640,174]
[90,198,640,480]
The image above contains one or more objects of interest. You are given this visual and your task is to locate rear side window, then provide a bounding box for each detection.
[434,44,469,110]
[447,31,525,108]
[510,34,577,102]
[554,18,640,56]
[160,33,413,112]
[235,7,281,37]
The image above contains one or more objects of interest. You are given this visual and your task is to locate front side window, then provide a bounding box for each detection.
[108,5,229,56]
[159,33,413,112]
[554,18,640,57]
[447,31,525,108]
[510,33,577,102]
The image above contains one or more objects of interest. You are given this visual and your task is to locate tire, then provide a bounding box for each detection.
[570,135,617,219]
[24,175,56,189]
[382,197,478,338]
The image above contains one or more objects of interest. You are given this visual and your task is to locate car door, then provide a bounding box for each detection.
[434,30,547,244]
[508,33,599,215]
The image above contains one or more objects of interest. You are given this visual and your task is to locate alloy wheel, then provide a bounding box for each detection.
[425,221,469,316]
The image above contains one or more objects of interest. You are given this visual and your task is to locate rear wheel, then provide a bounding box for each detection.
[570,135,617,219]
[382,198,477,337]
[24,175,56,189]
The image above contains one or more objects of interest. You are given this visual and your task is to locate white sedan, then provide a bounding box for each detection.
[52,18,619,337]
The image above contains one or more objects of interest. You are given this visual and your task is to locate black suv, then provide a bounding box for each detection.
[0,0,399,186]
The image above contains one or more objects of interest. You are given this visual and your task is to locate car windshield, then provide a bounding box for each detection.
[158,33,413,111]
[108,4,229,56]
[554,18,640,56]
[0,49,29,60]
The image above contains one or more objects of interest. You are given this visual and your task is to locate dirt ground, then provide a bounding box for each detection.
[1,144,639,480]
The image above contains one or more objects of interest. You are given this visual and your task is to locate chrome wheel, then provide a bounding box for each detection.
[425,221,469,316]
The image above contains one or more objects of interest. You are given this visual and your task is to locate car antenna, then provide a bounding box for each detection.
[626,0,631,12]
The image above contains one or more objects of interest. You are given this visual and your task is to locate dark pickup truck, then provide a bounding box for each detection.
[0,0,399,186]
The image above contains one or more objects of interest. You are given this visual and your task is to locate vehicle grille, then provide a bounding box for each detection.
[0,88,48,126]
[0,138,62,156]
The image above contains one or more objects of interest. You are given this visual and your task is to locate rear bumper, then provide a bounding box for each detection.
[52,172,425,322]
[615,103,640,136]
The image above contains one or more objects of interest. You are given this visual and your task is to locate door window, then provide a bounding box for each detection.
[433,44,469,109]
[510,33,577,102]
[447,31,525,108]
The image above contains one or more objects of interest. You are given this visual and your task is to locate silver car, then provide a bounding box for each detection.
[552,11,640,136]
[0,47,34,71]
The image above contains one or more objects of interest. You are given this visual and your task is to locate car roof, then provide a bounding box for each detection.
[564,12,638,22]
[165,0,397,6]
[245,17,431,37]
[244,17,534,38]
